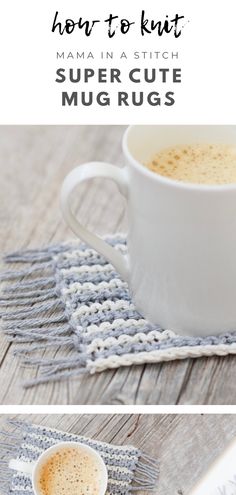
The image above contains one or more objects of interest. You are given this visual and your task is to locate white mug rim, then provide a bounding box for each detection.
[122,124,236,193]
[32,441,108,495]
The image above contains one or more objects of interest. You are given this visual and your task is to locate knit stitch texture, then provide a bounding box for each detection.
[1,234,236,387]
[0,420,159,494]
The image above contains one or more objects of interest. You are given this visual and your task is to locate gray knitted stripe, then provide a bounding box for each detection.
[0,420,159,494]
[1,234,236,387]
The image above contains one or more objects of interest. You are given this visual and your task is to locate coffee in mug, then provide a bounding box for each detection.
[9,442,108,495]
[145,143,236,185]
[61,125,236,336]
[37,445,103,495]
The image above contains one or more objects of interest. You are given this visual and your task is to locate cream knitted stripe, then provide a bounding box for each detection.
[88,343,236,372]
[62,278,126,295]
[58,242,126,261]
[72,299,135,319]
[61,263,115,275]
[83,318,148,337]
[86,329,175,353]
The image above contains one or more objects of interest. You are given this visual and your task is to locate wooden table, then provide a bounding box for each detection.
[0,413,236,495]
[0,125,235,405]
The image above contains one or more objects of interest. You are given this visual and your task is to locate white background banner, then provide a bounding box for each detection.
[0,0,235,124]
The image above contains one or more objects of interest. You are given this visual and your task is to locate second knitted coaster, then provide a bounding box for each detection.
[0,420,159,494]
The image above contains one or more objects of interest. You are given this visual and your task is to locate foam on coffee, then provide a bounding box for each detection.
[37,446,103,495]
[145,143,236,185]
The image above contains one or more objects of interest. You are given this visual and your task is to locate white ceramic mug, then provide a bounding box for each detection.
[61,125,236,337]
[9,441,108,495]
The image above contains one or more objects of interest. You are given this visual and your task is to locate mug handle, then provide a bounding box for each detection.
[9,459,35,475]
[60,162,130,282]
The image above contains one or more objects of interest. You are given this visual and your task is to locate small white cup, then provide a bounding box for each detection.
[9,441,108,495]
[61,125,236,336]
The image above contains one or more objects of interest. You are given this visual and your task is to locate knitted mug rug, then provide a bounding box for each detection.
[1,234,236,387]
[0,420,159,494]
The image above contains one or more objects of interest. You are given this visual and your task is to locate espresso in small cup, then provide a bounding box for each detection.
[37,445,104,495]
[145,143,236,184]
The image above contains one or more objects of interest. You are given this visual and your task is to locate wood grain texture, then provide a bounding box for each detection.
[0,125,236,405]
[1,413,236,495]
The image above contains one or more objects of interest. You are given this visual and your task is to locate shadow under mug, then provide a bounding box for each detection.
[9,441,108,495]
[61,125,236,337]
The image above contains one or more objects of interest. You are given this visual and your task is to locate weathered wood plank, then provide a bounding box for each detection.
[0,125,235,405]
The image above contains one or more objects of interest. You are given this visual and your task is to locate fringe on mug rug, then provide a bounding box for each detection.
[1,234,236,388]
[0,419,159,494]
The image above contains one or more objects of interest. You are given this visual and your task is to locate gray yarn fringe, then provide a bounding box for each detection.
[3,237,236,389]
[0,243,88,387]
[0,420,159,494]
[0,420,24,495]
